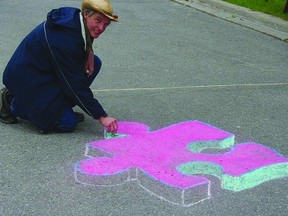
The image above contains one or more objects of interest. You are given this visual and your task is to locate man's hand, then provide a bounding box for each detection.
[99,116,118,133]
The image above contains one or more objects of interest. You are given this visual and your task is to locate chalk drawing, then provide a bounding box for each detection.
[74,121,288,207]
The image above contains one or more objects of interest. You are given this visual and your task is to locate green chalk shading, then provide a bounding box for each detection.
[222,163,288,191]
[178,162,288,191]
[179,162,223,178]
[188,135,235,153]
[104,131,126,139]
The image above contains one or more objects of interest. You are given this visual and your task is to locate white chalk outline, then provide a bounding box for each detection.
[74,143,212,207]
[74,166,211,207]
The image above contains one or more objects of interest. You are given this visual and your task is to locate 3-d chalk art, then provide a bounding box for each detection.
[74,121,288,207]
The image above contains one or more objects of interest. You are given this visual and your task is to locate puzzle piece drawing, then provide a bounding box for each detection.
[74,121,288,206]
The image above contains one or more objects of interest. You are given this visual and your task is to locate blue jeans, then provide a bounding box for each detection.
[11,55,101,132]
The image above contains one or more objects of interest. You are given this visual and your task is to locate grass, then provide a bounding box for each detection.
[222,0,288,20]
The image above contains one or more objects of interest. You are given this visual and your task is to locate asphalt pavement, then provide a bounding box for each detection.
[1,0,288,215]
[175,0,288,41]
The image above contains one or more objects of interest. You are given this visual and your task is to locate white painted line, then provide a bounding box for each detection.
[92,82,288,93]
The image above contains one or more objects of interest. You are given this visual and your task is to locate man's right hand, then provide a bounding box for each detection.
[99,116,118,133]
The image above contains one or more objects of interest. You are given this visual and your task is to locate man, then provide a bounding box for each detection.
[0,0,118,133]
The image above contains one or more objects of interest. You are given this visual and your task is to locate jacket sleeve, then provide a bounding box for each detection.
[44,22,107,119]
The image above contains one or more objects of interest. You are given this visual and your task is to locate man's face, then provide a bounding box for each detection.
[84,12,111,38]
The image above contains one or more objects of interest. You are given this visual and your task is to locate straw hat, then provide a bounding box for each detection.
[81,0,119,22]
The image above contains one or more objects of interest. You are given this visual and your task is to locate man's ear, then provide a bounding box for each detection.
[83,11,88,20]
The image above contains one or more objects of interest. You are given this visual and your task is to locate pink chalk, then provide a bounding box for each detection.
[75,121,288,205]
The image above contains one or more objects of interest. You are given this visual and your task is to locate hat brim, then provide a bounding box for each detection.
[100,11,119,22]
[91,7,119,22]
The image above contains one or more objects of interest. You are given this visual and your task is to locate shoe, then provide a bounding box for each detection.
[0,87,18,124]
[74,112,85,122]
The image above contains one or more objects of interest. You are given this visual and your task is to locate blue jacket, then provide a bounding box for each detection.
[3,7,107,131]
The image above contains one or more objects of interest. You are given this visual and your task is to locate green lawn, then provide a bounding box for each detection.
[223,0,288,20]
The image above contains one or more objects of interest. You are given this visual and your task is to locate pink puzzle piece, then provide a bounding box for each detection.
[75,121,288,206]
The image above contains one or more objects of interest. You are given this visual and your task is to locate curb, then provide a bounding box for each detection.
[172,0,288,41]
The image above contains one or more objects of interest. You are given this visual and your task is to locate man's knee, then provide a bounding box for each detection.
[94,55,102,75]
[56,108,77,132]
